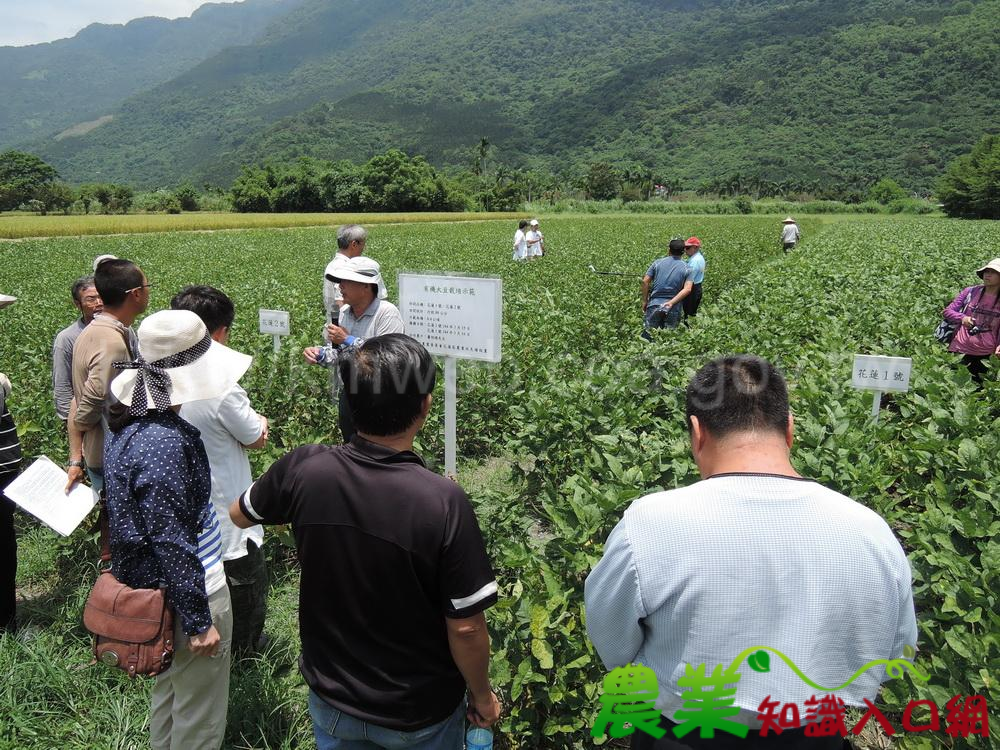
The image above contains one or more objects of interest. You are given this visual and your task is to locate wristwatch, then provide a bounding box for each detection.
[67,460,84,468]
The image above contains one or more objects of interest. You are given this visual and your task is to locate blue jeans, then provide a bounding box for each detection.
[644,303,682,334]
[309,691,465,750]
[86,466,104,496]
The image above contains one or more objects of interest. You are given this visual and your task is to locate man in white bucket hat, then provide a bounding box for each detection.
[106,309,251,750]
[304,256,404,442]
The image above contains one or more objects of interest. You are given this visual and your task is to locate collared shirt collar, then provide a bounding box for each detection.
[354,298,381,319]
[348,433,424,466]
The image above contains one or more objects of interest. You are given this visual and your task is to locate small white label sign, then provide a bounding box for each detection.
[398,273,502,363]
[258,309,290,336]
[851,355,912,392]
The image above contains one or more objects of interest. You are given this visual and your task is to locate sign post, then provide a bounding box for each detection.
[398,273,503,476]
[851,354,912,422]
[258,309,290,353]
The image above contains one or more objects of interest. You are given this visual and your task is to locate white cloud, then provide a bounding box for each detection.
[0,1,241,47]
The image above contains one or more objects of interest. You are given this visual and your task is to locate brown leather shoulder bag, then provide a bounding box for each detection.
[82,505,174,677]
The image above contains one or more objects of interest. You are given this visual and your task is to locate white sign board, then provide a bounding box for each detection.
[397,274,502,363]
[851,355,912,393]
[258,309,290,336]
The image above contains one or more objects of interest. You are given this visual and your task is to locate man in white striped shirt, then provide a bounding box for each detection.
[586,355,917,749]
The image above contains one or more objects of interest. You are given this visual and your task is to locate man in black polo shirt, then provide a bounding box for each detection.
[231,334,500,748]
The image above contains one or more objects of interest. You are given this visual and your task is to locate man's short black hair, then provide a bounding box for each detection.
[339,334,437,436]
[518,219,529,229]
[94,259,143,307]
[669,238,686,255]
[170,285,235,334]
[685,355,790,438]
[71,275,95,303]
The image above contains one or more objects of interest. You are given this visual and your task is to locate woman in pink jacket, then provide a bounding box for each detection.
[942,258,1000,382]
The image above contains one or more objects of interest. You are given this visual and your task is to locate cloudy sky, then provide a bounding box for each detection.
[0,0,241,47]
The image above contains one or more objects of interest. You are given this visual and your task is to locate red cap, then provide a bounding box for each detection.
[685,237,701,248]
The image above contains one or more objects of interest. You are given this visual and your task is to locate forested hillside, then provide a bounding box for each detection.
[17,0,1000,191]
[0,0,300,147]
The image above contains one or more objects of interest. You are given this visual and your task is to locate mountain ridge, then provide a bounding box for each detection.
[8,0,999,192]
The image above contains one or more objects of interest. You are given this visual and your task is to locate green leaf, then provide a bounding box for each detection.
[531,638,554,670]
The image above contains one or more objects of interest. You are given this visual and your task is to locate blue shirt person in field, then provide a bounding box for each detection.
[642,238,694,338]
[682,237,706,324]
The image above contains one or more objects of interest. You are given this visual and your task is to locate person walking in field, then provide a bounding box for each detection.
[781,216,801,252]
[526,219,545,258]
[173,286,271,656]
[642,237,695,337]
[231,334,501,749]
[1,292,23,635]
[512,219,529,261]
[52,276,103,423]
[107,309,252,750]
[585,355,917,748]
[941,258,1000,382]
[682,237,705,323]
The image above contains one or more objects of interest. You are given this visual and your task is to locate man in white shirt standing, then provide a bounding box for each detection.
[323,224,380,324]
[512,219,529,261]
[173,285,271,656]
[585,355,917,748]
[781,217,801,252]
[526,218,545,259]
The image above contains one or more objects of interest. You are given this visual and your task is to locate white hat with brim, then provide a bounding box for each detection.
[529,219,539,226]
[331,256,388,300]
[782,217,796,223]
[93,254,119,271]
[111,310,252,410]
[0,294,16,310]
[975,258,1000,278]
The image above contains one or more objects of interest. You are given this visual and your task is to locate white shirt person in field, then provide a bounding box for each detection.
[781,217,801,252]
[304,256,404,442]
[172,285,271,656]
[585,355,917,746]
[525,218,545,258]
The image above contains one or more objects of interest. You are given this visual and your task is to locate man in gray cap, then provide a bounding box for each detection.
[304,257,404,441]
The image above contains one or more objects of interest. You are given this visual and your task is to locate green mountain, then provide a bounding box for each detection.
[0,0,300,148]
[19,0,1000,192]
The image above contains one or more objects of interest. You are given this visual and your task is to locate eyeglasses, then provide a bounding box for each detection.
[81,295,102,304]
[124,283,154,294]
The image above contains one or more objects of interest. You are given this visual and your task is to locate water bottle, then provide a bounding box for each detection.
[466,727,493,750]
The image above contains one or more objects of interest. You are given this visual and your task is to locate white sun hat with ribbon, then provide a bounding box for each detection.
[111,309,251,415]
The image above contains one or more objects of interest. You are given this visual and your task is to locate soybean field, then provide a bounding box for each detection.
[0,215,997,749]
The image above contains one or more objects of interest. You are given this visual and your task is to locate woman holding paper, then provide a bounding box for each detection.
[0,292,22,634]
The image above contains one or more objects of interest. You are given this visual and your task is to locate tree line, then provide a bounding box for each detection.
[2,133,997,219]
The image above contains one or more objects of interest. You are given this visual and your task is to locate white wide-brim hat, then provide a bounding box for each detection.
[782,216,796,223]
[975,258,1000,278]
[93,254,119,271]
[0,294,16,310]
[111,309,252,409]
[332,256,388,300]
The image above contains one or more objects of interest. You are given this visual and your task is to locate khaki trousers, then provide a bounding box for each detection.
[150,584,232,750]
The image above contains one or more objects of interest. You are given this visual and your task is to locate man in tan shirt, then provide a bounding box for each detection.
[66,259,150,492]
